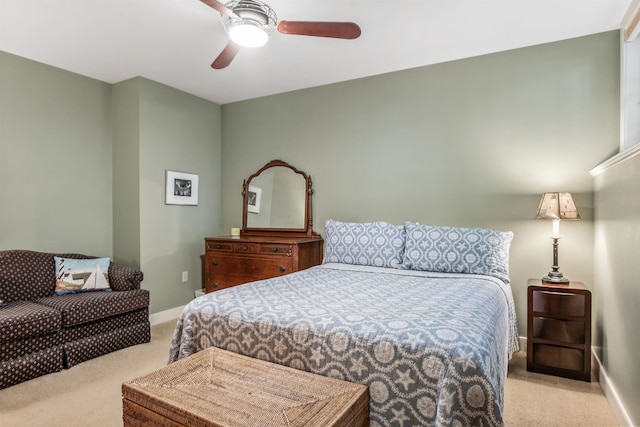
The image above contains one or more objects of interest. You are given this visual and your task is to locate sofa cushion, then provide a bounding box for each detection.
[35,289,150,328]
[0,250,99,302]
[0,250,57,302]
[0,301,61,344]
[54,256,111,295]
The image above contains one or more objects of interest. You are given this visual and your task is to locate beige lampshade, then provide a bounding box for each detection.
[536,192,580,220]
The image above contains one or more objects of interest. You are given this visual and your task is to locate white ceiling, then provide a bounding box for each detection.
[0,0,633,105]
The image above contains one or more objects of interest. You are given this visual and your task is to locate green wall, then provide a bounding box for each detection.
[137,78,222,313]
[1,53,223,314]
[112,78,142,268]
[594,154,640,425]
[0,51,113,256]
[111,77,222,313]
[220,31,620,339]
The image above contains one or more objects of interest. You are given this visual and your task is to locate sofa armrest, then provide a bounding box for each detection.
[108,264,144,291]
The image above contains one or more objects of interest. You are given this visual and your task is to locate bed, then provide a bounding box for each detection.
[169,220,519,426]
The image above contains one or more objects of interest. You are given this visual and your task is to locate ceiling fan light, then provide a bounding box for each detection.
[229,22,269,47]
[221,0,277,48]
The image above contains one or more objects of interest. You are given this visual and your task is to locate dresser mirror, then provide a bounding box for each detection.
[242,160,315,236]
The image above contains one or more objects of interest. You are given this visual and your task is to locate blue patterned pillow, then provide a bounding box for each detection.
[403,222,513,283]
[323,219,406,268]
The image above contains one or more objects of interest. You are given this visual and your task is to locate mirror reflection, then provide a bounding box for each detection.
[246,166,306,229]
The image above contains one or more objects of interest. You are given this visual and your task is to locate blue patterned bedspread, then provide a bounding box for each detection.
[169,263,519,426]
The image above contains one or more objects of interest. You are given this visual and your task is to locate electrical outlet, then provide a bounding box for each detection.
[182,271,188,283]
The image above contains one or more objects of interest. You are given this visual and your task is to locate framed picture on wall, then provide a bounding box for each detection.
[165,170,199,206]
[247,185,261,213]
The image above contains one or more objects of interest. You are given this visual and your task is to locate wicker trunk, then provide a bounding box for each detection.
[122,347,369,427]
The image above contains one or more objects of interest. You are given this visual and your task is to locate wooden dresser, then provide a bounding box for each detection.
[204,235,323,293]
[208,160,324,293]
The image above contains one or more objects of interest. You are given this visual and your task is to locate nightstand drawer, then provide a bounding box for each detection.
[532,317,585,345]
[532,290,585,318]
[532,344,585,372]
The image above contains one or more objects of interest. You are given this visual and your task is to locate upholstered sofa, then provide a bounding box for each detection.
[0,250,150,389]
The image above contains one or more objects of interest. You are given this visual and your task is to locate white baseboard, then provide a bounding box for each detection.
[519,335,526,352]
[592,350,635,427]
[149,305,185,326]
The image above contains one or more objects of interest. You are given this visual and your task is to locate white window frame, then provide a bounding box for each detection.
[621,11,640,152]
[591,0,640,176]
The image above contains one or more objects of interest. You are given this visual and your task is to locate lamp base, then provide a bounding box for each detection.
[542,271,570,285]
[543,237,570,285]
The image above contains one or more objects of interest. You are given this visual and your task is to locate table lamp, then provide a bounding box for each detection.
[536,192,580,284]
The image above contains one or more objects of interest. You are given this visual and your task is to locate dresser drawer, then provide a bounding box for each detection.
[207,275,249,292]
[208,254,293,279]
[206,241,233,252]
[233,243,260,254]
[260,243,292,256]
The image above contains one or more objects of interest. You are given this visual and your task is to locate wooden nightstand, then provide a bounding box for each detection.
[527,279,591,381]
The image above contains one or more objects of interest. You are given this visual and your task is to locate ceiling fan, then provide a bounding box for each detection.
[200,0,362,69]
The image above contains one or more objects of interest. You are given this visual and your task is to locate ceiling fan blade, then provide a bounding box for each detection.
[277,21,361,39]
[200,0,232,16]
[211,41,241,69]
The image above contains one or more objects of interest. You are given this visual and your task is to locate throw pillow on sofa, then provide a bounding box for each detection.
[54,257,111,295]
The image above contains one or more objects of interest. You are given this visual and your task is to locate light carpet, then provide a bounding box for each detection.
[0,320,619,426]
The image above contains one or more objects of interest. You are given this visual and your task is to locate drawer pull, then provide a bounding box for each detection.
[212,261,218,266]
[216,244,222,249]
[279,266,286,273]
[273,247,278,252]
[242,246,248,251]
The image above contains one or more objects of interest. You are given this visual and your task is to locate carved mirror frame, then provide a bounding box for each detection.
[242,160,318,238]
